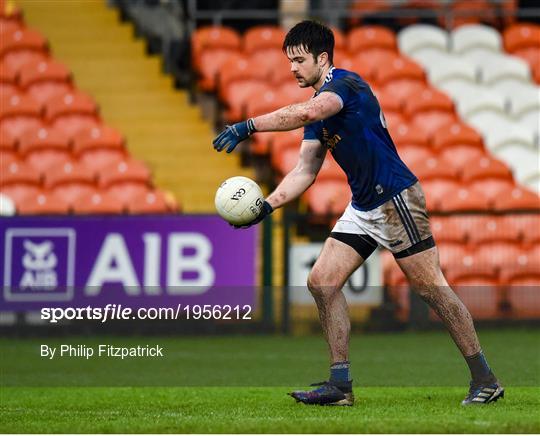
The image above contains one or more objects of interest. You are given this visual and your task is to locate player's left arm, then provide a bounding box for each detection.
[213,92,342,153]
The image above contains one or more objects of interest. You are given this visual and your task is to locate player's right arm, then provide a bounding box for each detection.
[265,139,326,210]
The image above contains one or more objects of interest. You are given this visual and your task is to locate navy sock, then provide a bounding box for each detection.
[465,351,495,383]
[330,361,351,383]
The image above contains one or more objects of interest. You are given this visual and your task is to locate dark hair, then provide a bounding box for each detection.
[282,20,334,65]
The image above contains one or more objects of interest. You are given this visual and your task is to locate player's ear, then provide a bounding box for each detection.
[318,52,329,67]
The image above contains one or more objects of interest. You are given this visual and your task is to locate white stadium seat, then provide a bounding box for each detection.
[409,47,451,68]
[489,79,538,98]
[438,79,485,100]
[517,110,540,137]
[493,144,540,186]
[0,193,16,216]
[426,56,478,86]
[451,24,502,54]
[398,24,449,56]
[523,174,540,195]
[467,113,535,151]
[478,55,531,85]
[454,88,507,119]
[508,88,540,118]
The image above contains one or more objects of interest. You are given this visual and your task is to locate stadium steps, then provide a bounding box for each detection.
[17,0,252,212]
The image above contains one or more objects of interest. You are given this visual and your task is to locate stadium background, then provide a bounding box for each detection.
[0,0,539,433]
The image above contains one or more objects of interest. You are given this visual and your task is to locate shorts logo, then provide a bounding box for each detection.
[389,239,403,248]
[3,228,76,302]
[375,184,384,194]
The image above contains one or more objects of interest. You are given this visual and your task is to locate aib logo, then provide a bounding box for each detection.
[20,240,58,289]
[3,228,75,301]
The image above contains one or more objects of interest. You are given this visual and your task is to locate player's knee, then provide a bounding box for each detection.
[307,269,338,299]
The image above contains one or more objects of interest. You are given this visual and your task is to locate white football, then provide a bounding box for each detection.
[215,176,264,225]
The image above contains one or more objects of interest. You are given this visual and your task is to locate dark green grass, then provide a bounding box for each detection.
[1,328,539,433]
[2,387,539,433]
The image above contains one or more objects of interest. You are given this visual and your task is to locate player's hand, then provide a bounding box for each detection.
[213,119,256,153]
[233,200,273,229]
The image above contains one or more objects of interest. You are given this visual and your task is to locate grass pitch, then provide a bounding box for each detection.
[1,328,539,433]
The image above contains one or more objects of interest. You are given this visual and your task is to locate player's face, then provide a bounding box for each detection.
[286,46,323,88]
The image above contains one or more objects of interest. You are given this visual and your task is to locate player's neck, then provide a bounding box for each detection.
[313,64,333,92]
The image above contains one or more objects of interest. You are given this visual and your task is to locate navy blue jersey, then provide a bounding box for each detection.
[304,67,418,211]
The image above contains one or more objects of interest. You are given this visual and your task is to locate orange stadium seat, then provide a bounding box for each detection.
[45,160,96,205]
[0,28,48,59]
[432,121,485,151]
[277,81,314,104]
[306,180,350,218]
[512,47,540,75]
[18,126,71,171]
[437,241,470,269]
[421,179,461,211]
[191,26,241,71]
[504,268,540,318]
[0,16,23,35]
[46,91,100,136]
[197,49,243,92]
[446,270,500,319]
[503,23,540,53]
[389,122,430,148]
[45,90,97,122]
[493,185,540,211]
[128,190,171,214]
[248,48,289,84]
[331,27,346,51]
[375,56,425,85]
[216,55,268,95]
[332,48,349,66]
[77,148,126,173]
[445,0,497,28]
[72,125,125,154]
[380,78,428,105]
[461,156,513,183]
[339,56,376,83]
[250,130,277,155]
[0,94,42,131]
[377,87,403,113]
[270,135,304,173]
[347,26,397,54]
[403,87,454,118]
[221,79,272,123]
[383,112,406,131]
[106,183,151,204]
[438,185,491,212]
[411,110,457,137]
[475,240,525,269]
[98,159,151,200]
[243,26,287,54]
[18,58,71,88]
[1,159,41,184]
[503,214,540,245]
[72,190,124,214]
[430,216,467,243]
[16,190,69,215]
[397,144,435,169]
[469,178,516,203]
[0,126,15,150]
[0,183,41,205]
[354,49,399,81]
[0,81,18,100]
[0,61,16,85]
[348,0,392,26]
[245,90,284,119]
[439,146,487,173]
[317,157,347,183]
[1,49,48,73]
[411,156,459,182]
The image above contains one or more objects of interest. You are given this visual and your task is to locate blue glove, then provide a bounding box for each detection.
[213,118,256,153]
[233,200,273,229]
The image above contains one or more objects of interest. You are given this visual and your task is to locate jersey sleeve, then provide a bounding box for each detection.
[320,74,361,107]
[303,121,323,141]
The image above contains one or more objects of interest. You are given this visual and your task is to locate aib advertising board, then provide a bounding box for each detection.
[0,215,257,311]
